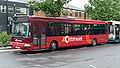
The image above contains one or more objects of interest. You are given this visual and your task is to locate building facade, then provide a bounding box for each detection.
[34,4,89,20]
[0,0,32,33]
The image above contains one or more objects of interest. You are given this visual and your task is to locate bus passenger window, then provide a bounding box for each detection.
[47,22,56,36]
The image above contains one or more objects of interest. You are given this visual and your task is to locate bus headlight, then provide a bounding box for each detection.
[24,44,30,47]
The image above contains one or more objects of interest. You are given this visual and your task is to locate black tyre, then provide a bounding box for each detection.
[49,41,57,51]
[92,39,97,46]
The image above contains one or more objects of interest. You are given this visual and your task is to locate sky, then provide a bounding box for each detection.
[68,0,89,10]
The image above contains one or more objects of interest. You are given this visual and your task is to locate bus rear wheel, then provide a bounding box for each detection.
[92,39,97,46]
[49,41,57,51]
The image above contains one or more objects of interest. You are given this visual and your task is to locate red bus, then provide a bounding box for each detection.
[10,16,109,51]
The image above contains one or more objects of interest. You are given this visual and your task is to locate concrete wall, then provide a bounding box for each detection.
[0,13,7,32]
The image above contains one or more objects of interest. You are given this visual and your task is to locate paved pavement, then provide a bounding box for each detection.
[0,46,20,53]
[0,46,12,50]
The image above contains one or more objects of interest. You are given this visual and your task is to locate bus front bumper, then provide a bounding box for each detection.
[11,42,32,50]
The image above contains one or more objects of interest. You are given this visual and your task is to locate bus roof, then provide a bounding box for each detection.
[14,15,107,24]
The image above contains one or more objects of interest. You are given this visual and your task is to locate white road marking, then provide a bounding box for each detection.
[90,65,97,68]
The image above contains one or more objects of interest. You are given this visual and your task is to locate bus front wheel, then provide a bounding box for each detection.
[92,39,97,46]
[49,41,57,51]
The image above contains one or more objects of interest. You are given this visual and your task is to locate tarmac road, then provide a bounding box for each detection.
[0,43,120,68]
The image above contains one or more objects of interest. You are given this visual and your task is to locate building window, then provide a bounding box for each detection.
[26,8,29,15]
[75,11,78,17]
[15,7,21,13]
[69,10,72,16]
[42,11,45,14]
[15,7,27,14]
[79,12,81,17]
[8,6,14,13]
[0,5,6,13]
[65,9,68,16]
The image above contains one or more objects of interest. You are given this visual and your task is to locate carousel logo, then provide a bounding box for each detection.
[62,36,70,43]
[62,36,82,43]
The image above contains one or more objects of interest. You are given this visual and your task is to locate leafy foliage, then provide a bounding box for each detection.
[84,0,120,21]
[28,0,71,17]
[0,32,11,47]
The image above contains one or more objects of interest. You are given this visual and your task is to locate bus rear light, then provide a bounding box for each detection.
[24,44,30,47]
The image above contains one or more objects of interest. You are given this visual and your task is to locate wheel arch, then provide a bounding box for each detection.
[50,40,58,47]
[92,38,97,42]
[91,38,97,46]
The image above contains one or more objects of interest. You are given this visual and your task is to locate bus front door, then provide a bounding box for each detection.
[33,22,46,49]
[115,24,120,42]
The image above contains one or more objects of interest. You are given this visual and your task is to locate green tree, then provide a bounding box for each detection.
[84,0,120,21]
[0,32,11,47]
[28,0,71,17]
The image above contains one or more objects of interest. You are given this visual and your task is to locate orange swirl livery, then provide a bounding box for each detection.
[86,35,92,44]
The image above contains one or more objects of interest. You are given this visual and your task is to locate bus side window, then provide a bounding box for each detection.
[67,24,73,36]
[56,23,72,36]
[74,24,80,35]
[47,22,56,36]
